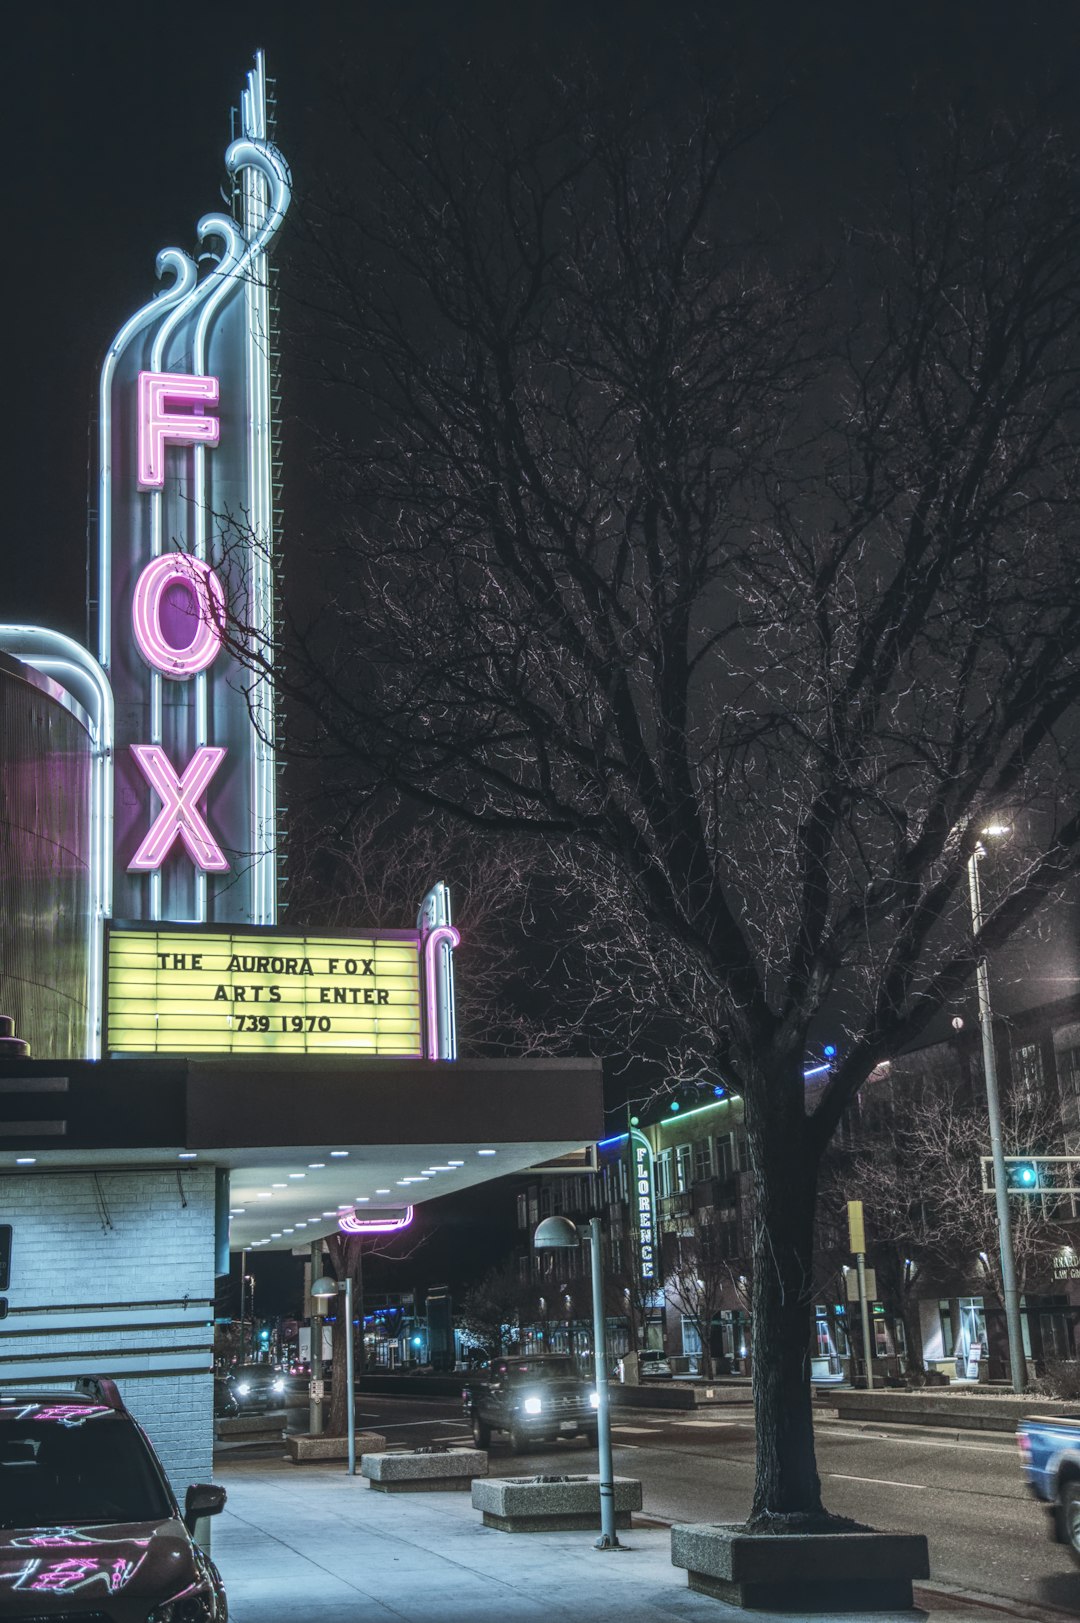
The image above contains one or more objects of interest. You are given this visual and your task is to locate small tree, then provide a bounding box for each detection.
[665,1223,735,1380]
[457,1259,533,1358]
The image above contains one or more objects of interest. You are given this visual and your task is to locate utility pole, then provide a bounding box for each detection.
[968,844,1028,1392]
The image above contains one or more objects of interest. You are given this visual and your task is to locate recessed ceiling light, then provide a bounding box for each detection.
[477,1150,496,1156]
[330,1150,349,1158]
[322,1211,336,1217]
[447,1160,465,1167]
[257,1192,273,1199]
[288,1173,306,1179]
[15,1157,36,1165]
[376,1188,390,1194]
[295,1221,307,1227]
[178,1152,197,1160]
[337,1204,352,1211]
[308,1162,325,1169]
[229,1208,246,1215]
[271,1232,282,1238]
[397,1179,412,1185]
[272,1182,287,1188]
[356,1197,370,1203]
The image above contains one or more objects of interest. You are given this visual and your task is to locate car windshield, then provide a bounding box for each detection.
[502,1358,577,1381]
[0,1405,173,1530]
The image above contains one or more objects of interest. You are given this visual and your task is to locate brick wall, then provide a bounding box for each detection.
[0,1166,216,1495]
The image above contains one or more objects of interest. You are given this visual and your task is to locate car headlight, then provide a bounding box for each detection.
[272,1379,286,1393]
[235,1382,251,1395]
[522,1395,543,1415]
[589,1391,600,1409]
[148,1585,215,1621]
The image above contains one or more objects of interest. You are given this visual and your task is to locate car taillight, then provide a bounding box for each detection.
[1017,1431,1031,1462]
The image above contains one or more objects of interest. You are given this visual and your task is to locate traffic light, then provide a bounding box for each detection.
[1005,1161,1040,1193]
[259,1326,271,1345]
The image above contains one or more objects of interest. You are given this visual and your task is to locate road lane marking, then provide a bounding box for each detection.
[613,1425,659,1434]
[828,1473,926,1490]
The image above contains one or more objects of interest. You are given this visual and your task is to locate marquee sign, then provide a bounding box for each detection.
[96,54,288,929]
[107,928,423,1056]
[630,1127,657,1284]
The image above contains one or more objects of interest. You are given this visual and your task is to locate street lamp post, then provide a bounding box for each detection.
[534,1214,620,1551]
[313,1273,357,1474]
[968,835,1027,1392]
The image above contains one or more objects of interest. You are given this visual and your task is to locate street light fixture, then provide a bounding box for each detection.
[533,1214,620,1551]
[967,827,1027,1392]
[312,1273,357,1474]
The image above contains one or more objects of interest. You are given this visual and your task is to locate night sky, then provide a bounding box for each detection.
[6,0,1080,640]
[8,1,1080,1312]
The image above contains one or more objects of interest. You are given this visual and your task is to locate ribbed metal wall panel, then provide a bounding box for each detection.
[0,667,91,1057]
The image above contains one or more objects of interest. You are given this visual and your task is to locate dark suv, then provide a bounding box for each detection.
[0,1377,228,1620]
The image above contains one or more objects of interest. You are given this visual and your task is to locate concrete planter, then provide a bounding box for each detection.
[286,1430,386,1463]
[833,1390,1080,1433]
[471,1473,642,1532]
[215,1411,286,1439]
[361,1448,488,1492]
[671,1523,929,1613]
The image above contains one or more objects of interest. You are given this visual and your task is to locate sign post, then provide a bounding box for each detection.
[847,1199,874,1391]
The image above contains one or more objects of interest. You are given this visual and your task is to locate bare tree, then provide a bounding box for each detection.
[322,1228,426,1437]
[827,1042,1079,1376]
[457,1258,535,1357]
[226,70,1080,1524]
[665,1224,734,1379]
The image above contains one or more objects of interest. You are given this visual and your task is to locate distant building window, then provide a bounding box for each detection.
[675,1144,692,1193]
[716,1134,737,1179]
[517,1192,528,1229]
[1012,1042,1045,1106]
[540,1185,552,1217]
[655,1149,672,1199]
[1058,1043,1080,1100]
[693,1138,715,1182]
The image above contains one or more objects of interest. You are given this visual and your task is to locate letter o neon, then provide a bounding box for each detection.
[131,554,226,678]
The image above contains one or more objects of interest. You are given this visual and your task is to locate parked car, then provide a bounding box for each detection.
[227,1364,289,1412]
[640,1357,674,1380]
[214,1374,239,1418]
[1017,1413,1080,1562]
[0,1376,227,1618]
[462,1354,599,1452]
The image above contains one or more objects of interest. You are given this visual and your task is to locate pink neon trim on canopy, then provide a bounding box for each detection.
[131,553,226,678]
[128,744,229,872]
[137,371,220,489]
[338,1206,414,1235]
[422,925,460,1059]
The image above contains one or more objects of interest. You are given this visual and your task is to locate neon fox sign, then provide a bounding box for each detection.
[96,55,290,926]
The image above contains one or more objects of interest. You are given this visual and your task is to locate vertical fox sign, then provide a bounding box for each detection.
[96,54,289,928]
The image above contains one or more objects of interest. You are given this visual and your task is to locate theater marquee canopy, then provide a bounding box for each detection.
[0,1054,604,1253]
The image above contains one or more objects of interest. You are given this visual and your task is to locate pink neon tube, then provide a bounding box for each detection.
[137,371,220,489]
[128,744,229,872]
[131,553,226,678]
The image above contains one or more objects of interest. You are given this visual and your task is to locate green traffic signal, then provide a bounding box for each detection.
[1006,1161,1039,1192]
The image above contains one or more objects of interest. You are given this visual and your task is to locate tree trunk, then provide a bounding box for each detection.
[748,1096,824,1524]
[325,1234,363,1437]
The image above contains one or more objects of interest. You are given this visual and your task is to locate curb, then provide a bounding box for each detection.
[915,1581,1080,1620]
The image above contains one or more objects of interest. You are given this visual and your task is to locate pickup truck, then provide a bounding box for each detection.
[462,1354,600,1452]
[1017,1413,1080,1561]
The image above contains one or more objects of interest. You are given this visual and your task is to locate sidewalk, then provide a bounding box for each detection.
[211,1455,1064,1623]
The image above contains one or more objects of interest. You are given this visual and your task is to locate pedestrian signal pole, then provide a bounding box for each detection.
[847,1200,874,1390]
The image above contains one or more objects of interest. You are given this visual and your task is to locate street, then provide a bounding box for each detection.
[244,1394,1080,1618]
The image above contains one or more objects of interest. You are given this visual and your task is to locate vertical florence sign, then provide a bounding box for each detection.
[96,53,289,928]
[630,1127,657,1285]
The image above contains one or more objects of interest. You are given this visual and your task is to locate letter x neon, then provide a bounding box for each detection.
[128,745,229,872]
